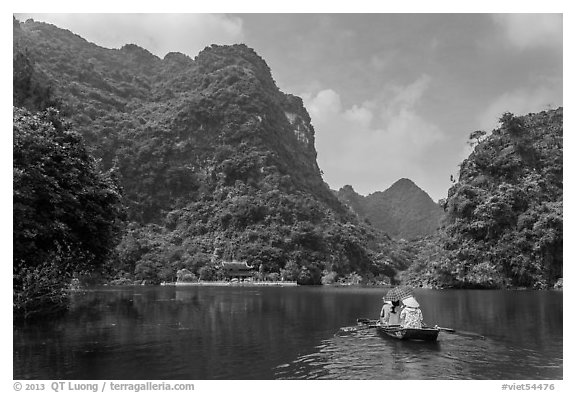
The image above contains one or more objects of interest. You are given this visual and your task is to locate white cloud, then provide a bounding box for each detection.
[343,105,373,128]
[303,75,444,197]
[493,14,562,50]
[477,86,561,131]
[386,107,442,147]
[305,89,342,124]
[15,13,244,58]
[389,74,432,109]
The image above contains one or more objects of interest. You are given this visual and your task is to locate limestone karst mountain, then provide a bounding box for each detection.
[13,18,405,285]
[337,179,445,240]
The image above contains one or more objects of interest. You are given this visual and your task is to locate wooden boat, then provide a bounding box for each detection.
[376,324,440,341]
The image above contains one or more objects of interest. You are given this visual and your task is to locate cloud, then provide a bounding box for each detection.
[493,14,562,50]
[15,13,244,58]
[477,86,562,132]
[344,105,373,128]
[389,74,432,109]
[305,89,342,124]
[302,75,444,197]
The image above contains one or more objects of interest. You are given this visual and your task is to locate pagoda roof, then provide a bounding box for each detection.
[221,261,253,270]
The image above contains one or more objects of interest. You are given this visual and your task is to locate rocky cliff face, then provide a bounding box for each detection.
[402,108,563,289]
[14,19,401,284]
[337,179,445,239]
[14,20,338,221]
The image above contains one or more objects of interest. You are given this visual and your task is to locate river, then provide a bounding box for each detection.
[13,286,562,380]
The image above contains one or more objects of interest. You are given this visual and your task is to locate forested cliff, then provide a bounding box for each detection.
[13,18,409,301]
[13,18,563,319]
[403,109,563,289]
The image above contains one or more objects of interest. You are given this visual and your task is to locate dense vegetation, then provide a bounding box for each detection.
[336,179,445,240]
[13,17,562,312]
[13,107,124,318]
[13,18,412,295]
[403,109,563,289]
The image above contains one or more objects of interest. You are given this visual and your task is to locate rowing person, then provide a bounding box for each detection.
[399,296,423,328]
[379,298,401,326]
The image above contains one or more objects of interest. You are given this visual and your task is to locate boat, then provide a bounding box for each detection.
[376,324,440,341]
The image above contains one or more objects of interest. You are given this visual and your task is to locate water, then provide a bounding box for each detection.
[13,286,562,380]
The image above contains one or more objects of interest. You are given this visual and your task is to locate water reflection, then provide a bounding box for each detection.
[276,326,559,380]
[13,287,562,379]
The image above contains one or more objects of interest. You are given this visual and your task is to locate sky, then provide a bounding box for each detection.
[12,12,563,201]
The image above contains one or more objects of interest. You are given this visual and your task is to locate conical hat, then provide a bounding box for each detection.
[402,296,420,308]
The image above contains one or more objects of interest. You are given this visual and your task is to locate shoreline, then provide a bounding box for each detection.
[102,282,563,291]
[169,281,298,287]
[103,279,563,291]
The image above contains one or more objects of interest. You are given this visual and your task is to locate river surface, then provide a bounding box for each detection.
[13,286,562,380]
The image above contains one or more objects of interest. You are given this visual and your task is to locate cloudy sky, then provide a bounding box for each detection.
[14,12,563,201]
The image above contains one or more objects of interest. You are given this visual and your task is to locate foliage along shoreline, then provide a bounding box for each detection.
[401,109,562,290]
[13,19,562,319]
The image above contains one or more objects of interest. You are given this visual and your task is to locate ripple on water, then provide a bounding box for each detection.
[14,287,563,380]
[274,328,562,380]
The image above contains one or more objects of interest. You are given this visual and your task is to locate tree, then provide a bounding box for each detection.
[280,260,300,281]
[198,265,216,281]
[13,107,125,318]
[134,257,161,284]
[499,112,525,136]
[437,109,563,288]
[321,270,338,285]
[468,130,487,146]
[13,48,59,111]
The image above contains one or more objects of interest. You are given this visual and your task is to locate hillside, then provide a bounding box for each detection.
[13,18,408,285]
[13,19,561,291]
[14,19,340,220]
[336,179,444,240]
[403,109,563,289]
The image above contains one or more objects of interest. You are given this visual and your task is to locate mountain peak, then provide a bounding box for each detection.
[391,178,417,187]
[163,51,192,64]
[383,178,428,197]
[339,184,358,194]
[195,44,269,72]
[194,44,279,93]
[337,179,444,239]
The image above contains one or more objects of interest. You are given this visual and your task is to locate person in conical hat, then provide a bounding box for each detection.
[399,296,423,328]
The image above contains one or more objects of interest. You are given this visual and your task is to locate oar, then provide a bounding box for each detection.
[360,318,455,332]
[359,319,484,339]
[434,325,456,333]
[431,325,485,339]
[336,324,375,334]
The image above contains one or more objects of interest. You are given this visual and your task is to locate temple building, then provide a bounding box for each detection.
[221,261,254,280]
